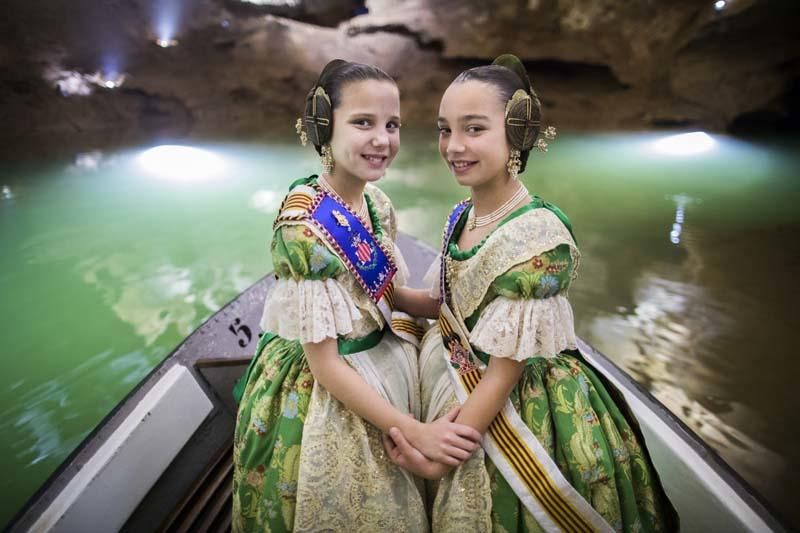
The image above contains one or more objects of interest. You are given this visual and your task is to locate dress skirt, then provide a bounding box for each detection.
[233,332,428,532]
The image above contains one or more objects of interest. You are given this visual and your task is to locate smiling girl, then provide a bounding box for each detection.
[232,60,480,532]
[388,55,675,532]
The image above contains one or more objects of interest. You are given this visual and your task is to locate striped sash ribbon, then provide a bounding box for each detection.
[438,303,613,533]
[378,282,426,347]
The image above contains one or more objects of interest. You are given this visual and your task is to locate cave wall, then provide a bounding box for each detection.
[1,0,798,156]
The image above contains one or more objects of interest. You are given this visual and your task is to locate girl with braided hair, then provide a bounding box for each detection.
[232,60,480,532]
[387,55,676,532]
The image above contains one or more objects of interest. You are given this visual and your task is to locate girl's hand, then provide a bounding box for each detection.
[383,428,454,480]
[405,407,482,466]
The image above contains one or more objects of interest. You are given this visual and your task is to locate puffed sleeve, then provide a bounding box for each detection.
[468,244,577,360]
[260,224,362,344]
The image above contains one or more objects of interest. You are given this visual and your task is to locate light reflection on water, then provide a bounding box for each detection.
[585,274,789,488]
[1,133,798,527]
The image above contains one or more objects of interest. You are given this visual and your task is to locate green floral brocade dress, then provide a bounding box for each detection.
[420,199,675,532]
[232,178,427,532]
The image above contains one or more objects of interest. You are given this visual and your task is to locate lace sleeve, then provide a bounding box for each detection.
[260,278,361,344]
[468,295,577,360]
[262,223,359,343]
[468,243,578,359]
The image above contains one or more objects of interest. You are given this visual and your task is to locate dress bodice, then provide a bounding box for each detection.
[262,176,407,342]
[433,197,581,360]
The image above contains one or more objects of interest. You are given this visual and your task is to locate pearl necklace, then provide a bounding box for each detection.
[318,175,369,222]
[467,184,529,230]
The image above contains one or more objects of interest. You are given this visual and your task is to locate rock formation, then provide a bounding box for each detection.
[1,0,797,157]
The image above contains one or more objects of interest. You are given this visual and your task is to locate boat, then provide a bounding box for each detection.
[6,233,788,532]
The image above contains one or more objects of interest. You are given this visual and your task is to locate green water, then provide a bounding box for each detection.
[1,132,798,527]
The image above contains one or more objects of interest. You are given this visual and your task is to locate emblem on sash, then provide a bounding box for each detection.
[444,333,478,375]
[352,234,377,270]
[331,210,351,230]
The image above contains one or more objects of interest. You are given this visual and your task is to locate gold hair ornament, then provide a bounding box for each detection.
[535,126,558,152]
[304,86,332,147]
[504,89,540,151]
[295,118,308,146]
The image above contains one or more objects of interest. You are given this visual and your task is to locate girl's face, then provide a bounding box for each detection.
[329,79,401,183]
[437,80,511,188]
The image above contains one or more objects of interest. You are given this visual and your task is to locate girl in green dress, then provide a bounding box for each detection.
[387,55,676,532]
[232,60,481,532]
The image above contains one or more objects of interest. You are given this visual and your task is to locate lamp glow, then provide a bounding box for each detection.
[650,132,717,156]
[94,71,126,89]
[714,0,727,10]
[75,151,104,170]
[136,146,227,181]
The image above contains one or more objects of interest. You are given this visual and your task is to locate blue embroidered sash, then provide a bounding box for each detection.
[439,200,471,304]
[308,191,396,303]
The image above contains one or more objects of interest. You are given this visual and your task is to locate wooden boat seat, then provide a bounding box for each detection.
[159,440,233,533]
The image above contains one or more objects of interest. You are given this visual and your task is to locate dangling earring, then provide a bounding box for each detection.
[321,144,334,175]
[507,148,521,180]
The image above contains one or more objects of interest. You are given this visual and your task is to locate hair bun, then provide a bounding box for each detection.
[303,85,333,147]
[302,59,350,150]
[505,89,541,151]
[318,59,349,86]
[493,55,542,154]
[492,54,533,95]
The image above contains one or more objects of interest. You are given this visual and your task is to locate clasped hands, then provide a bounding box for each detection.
[382,406,482,480]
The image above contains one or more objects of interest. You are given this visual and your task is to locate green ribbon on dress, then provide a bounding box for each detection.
[233,328,385,404]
